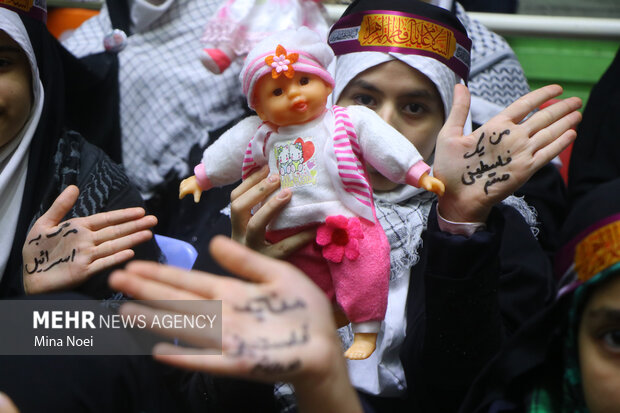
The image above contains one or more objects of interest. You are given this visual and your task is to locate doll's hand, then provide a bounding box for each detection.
[109,236,361,412]
[418,173,445,197]
[179,176,203,203]
[433,84,582,223]
[22,185,157,295]
[230,166,315,259]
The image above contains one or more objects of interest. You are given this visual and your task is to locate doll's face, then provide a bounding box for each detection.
[579,274,620,413]
[0,31,32,149]
[253,72,332,127]
[337,60,444,192]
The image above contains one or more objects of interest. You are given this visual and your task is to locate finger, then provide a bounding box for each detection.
[523,96,582,136]
[531,128,578,170]
[267,229,315,260]
[120,303,221,349]
[230,165,269,201]
[530,109,582,151]
[440,84,470,138]
[230,173,281,237]
[87,249,136,276]
[153,345,248,378]
[93,215,157,245]
[179,184,188,200]
[501,84,564,123]
[210,236,291,283]
[83,207,147,231]
[117,260,223,299]
[0,392,19,413]
[245,188,292,248]
[110,267,203,300]
[38,185,80,227]
[432,180,445,197]
[91,230,153,260]
[179,179,190,200]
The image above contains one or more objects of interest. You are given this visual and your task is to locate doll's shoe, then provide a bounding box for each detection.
[200,48,232,74]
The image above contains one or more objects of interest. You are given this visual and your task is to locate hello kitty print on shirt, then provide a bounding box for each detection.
[275,137,317,189]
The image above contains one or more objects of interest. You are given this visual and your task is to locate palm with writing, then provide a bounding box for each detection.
[433,84,582,223]
[109,236,360,412]
[22,185,157,294]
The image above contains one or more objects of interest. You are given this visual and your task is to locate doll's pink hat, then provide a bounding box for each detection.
[241,26,335,110]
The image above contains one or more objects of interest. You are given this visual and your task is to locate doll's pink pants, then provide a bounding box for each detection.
[265,216,390,326]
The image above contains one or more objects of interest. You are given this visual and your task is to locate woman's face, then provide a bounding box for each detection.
[0,31,32,149]
[579,275,620,413]
[336,59,445,192]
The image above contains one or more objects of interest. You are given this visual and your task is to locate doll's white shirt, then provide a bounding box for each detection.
[201,105,426,230]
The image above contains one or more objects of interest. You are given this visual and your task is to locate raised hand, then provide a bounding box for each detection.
[434,84,582,223]
[230,166,315,259]
[22,185,157,294]
[109,236,361,412]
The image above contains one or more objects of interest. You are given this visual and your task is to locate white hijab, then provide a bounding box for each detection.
[0,8,44,281]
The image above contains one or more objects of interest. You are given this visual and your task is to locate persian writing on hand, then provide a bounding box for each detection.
[228,323,310,358]
[229,293,309,376]
[250,357,302,376]
[24,222,78,274]
[461,129,513,195]
[233,293,306,321]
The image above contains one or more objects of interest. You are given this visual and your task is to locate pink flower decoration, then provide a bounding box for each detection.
[271,54,290,74]
[264,45,298,79]
[316,216,364,263]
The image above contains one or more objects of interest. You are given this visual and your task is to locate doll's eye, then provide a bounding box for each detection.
[273,88,283,96]
[300,77,309,86]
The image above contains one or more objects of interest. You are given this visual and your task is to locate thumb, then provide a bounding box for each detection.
[38,185,80,227]
[440,84,471,138]
[193,189,202,203]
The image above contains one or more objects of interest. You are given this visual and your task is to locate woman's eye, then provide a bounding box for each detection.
[300,77,309,86]
[273,88,283,96]
[402,103,425,115]
[0,58,12,68]
[352,94,376,107]
[602,330,620,352]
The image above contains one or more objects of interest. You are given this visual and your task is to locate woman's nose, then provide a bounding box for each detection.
[377,103,396,125]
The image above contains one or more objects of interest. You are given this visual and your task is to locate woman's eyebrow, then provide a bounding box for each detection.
[347,79,383,95]
[347,79,435,100]
[585,307,620,323]
[399,89,434,100]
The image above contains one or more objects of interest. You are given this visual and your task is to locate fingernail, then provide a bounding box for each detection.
[277,189,290,199]
[268,174,279,183]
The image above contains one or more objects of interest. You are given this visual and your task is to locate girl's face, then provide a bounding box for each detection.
[579,275,620,413]
[0,30,31,149]
[337,60,445,192]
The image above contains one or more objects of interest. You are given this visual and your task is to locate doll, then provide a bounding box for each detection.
[199,0,329,74]
[180,27,444,359]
